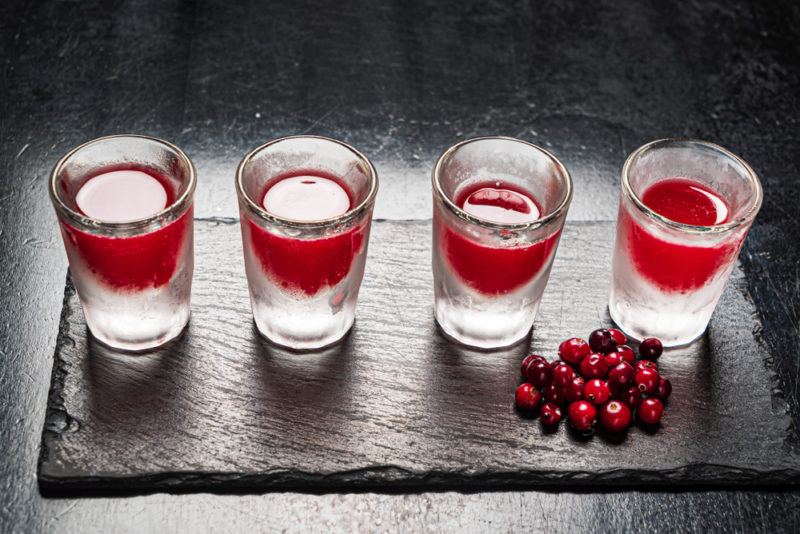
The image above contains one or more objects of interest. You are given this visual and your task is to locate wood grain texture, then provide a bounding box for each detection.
[38,219,800,492]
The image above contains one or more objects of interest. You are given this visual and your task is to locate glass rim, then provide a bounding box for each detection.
[49,134,197,231]
[622,137,763,235]
[236,135,379,229]
[431,136,574,231]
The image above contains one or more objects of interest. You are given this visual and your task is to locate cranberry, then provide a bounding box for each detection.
[615,345,636,365]
[515,383,542,410]
[584,379,611,405]
[635,368,660,394]
[640,337,663,360]
[589,328,618,354]
[655,377,672,400]
[567,400,597,432]
[580,353,609,379]
[634,359,658,373]
[551,362,575,387]
[564,376,585,402]
[525,359,552,388]
[638,397,665,425]
[542,382,565,405]
[607,380,622,400]
[558,338,591,366]
[604,351,623,368]
[619,386,643,409]
[599,400,632,432]
[520,354,545,377]
[609,328,627,345]
[608,362,635,387]
[540,402,562,426]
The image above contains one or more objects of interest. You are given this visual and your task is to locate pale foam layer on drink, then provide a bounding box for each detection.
[76,170,167,222]
[262,175,350,221]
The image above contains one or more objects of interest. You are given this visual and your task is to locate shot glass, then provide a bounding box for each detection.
[236,136,378,350]
[50,135,196,351]
[609,138,763,346]
[432,137,573,349]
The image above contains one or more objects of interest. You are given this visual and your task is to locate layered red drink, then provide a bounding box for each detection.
[610,139,762,346]
[440,182,561,296]
[237,137,377,350]
[432,137,572,348]
[50,136,196,351]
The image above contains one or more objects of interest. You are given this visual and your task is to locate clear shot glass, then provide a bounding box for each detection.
[50,134,196,351]
[432,137,573,349]
[236,136,379,350]
[609,138,763,346]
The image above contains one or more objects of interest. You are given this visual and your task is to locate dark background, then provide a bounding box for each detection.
[2,0,799,531]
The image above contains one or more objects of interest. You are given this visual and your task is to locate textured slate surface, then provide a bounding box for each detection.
[39,219,800,492]
[4,0,800,531]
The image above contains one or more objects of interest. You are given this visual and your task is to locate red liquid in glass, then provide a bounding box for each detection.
[62,168,191,291]
[440,182,559,295]
[621,177,738,292]
[248,172,364,296]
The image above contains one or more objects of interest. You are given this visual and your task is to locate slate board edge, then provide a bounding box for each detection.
[739,238,800,450]
[38,274,81,491]
[37,464,800,495]
[37,219,800,493]
[723,264,798,457]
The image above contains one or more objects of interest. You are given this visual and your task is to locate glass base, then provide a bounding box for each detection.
[433,300,538,350]
[608,293,708,347]
[75,271,193,352]
[249,284,358,351]
[86,308,190,352]
[252,312,354,351]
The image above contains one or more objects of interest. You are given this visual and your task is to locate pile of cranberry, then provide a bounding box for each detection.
[515,328,670,433]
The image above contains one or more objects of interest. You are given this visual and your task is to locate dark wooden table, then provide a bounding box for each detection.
[2,0,799,531]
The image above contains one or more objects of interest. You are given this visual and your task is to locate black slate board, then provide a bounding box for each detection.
[39,219,800,493]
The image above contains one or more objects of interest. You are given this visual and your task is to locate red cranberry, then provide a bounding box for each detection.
[551,362,575,387]
[515,383,542,410]
[609,328,627,345]
[580,353,609,379]
[589,329,618,354]
[558,338,591,366]
[540,402,562,426]
[520,354,545,377]
[525,359,552,388]
[567,400,597,432]
[607,380,623,400]
[638,397,665,425]
[635,368,660,394]
[616,345,635,365]
[584,379,611,405]
[564,376,585,402]
[619,386,643,409]
[599,400,632,432]
[608,362,635,387]
[604,351,623,368]
[639,337,663,360]
[634,359,658,373]
[542,383,565,404]
[655,377,672,400]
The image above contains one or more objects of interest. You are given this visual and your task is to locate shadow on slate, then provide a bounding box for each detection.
[38,219,800,495]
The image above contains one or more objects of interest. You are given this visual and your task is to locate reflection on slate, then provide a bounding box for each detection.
[39,219,800,493]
